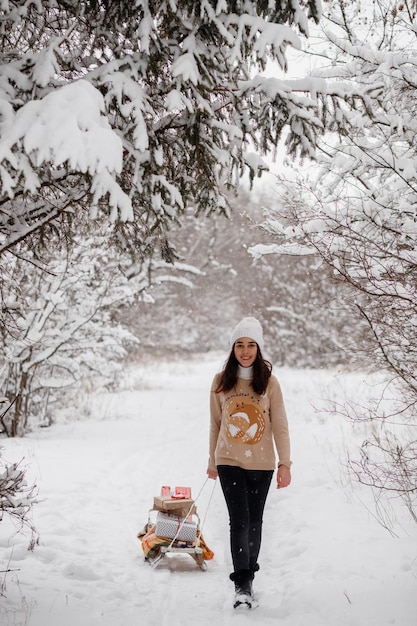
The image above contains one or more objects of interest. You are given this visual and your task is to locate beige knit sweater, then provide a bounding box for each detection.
[208,372,291,472]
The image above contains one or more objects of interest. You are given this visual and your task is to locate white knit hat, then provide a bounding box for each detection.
[229,317,264,351]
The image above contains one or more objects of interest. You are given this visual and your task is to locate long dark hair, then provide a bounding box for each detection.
[215,345,272,396]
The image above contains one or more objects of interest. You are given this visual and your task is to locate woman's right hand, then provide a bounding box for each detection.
[207,468,218,480]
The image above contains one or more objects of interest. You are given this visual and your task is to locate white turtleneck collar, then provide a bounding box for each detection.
[237,365,253,380]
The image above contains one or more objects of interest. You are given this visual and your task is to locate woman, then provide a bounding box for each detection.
[207,317,291,609]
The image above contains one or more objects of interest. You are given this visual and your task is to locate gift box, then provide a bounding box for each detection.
[172,486,192,499]
[155,511,198,542]
[153,496,196,517]
[159,485,192,499]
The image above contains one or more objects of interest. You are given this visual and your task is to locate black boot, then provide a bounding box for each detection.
[230,569,254,608]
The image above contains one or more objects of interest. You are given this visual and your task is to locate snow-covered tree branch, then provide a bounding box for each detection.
[0,446,38,549]
[0,0,323,257]
[0,221,203,436]
[251,0,417,520]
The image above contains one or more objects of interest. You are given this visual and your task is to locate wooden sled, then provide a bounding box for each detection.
[139,510,212,571]
[149,539,208,571]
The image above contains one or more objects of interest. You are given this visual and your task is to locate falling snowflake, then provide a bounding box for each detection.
[244,449,252,458]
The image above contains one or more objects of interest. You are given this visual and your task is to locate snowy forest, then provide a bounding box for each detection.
[0,1,416,619]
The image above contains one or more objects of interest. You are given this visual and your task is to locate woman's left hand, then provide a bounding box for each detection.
[277,465,291,489]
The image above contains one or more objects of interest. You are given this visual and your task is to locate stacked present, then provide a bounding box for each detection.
[138,484,215,567]
[155,511,197,542]
[153,486,197,542]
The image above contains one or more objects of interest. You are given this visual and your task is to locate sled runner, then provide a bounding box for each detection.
[137,485,214,571]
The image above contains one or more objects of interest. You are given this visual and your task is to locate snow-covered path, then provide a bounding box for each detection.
[1,356,416,626]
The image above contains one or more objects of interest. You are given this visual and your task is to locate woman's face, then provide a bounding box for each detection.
[234,337,258,368]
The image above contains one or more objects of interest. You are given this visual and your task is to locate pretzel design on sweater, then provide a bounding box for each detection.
[225,397,265,445]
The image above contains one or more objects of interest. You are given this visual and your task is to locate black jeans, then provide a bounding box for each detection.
[217,465,273,573]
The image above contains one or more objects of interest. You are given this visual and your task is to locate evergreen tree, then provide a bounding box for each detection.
[0,0,321,259]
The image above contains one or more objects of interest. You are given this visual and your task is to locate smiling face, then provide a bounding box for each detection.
[234,337,258,368]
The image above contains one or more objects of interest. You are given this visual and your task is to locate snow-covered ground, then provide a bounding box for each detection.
[1,354,416,626]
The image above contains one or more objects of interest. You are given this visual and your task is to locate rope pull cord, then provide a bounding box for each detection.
[198,476,217,537]
[162,476,217,550]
